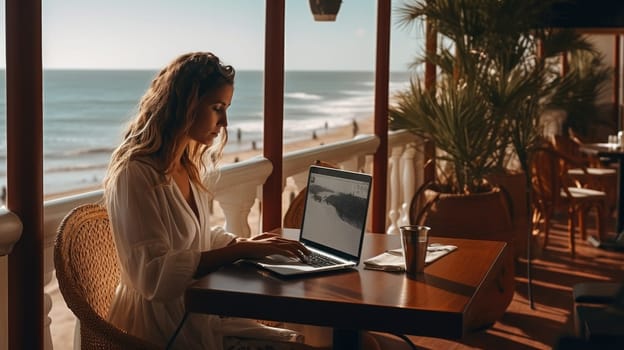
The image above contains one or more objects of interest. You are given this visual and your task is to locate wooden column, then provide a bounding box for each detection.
[262,0,285,232]
[424,19,437,92]
[372,0,391,233]
[614,35,621,129]
[424,18,437,184]
[6,0,44,349]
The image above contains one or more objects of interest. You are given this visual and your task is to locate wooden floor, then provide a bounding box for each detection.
[373,214,624,349]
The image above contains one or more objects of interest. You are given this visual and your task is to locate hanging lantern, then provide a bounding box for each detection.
[309,0,342,22]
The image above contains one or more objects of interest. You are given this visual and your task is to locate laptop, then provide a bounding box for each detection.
[246,165,372,277]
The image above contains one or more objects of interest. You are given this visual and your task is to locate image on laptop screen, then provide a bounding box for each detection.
[300,166,371,259]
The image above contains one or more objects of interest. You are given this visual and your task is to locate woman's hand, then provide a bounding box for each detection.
[236,232,310,261]
[196,233,310,277]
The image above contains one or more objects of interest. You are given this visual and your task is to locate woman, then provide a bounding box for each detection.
[103,52,310,349]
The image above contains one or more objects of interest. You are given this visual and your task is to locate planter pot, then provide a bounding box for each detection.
[414,186,515,330]
[418,187,513,241]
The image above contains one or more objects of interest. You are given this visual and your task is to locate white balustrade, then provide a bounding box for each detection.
[0,208,22,349]
[281,134,379,209]
[399,142,420,228]
[213,157,273,237]
[386,144,403,235]
[0,131,423,350]
[386,130,424,234]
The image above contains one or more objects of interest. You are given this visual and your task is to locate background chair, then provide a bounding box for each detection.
[530,146,608,257]
[552,134,617,214]
[54,203,159,350]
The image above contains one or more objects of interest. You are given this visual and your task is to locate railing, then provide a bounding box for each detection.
[0,130,423,350]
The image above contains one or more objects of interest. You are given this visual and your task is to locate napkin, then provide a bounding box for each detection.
[363,243,457,272]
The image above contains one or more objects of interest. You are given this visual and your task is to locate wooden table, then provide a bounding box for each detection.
[185,229,508,349]
[579,143,624,248]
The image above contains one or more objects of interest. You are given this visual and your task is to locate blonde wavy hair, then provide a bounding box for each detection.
[103,52,235,194]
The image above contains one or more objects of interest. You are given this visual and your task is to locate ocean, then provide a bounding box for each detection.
[0,70,411,196]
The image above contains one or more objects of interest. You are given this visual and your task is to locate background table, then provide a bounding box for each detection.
[579,143,624,248]
[185,229,508,348]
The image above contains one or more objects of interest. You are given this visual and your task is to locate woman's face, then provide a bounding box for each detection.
[188,84,234,146]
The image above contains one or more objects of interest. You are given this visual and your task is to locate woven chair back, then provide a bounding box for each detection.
[54,203,158,349]
[55,203,119,319]
[530,146,562,211]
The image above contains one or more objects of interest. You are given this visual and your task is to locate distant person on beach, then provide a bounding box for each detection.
[352,119,359,137]
[103,52,310,349]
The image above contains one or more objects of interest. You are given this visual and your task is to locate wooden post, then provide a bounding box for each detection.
[262,0,286,232]
[372,0,391,233]
[424,18,437,184]
[614,35,621,129]
[424,19,437,92]
[6,0,44,348]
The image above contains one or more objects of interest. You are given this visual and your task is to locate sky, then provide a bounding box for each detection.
[0,0,425,71]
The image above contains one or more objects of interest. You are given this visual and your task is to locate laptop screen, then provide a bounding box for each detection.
[299,166,372,262]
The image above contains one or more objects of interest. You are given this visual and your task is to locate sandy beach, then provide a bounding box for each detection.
[222,117,373,163]
[47,116,374,349]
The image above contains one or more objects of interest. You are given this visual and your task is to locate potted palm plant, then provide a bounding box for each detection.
[390,0,603,326]
[390,0,548,237]
[390,74,512,228]
[392,0,600,243]
[390,69,517,332]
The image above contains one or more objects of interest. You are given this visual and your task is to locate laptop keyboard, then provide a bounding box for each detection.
[307,251,343,267]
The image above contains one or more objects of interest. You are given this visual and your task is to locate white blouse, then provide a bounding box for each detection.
[106,159,303,349]
[106,158,236,349]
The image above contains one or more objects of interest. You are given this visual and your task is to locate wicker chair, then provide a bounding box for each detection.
[54,203,159,350]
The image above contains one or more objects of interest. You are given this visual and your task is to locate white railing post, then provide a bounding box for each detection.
[0,208,23,350]
[43,271,53,350]
[213,157,273,238]
[43,190,103,350]
[386,144,404,234]
[386,131,424,233]
[216,184,258,237]
[398,142,418,228]
[0,256,6,350]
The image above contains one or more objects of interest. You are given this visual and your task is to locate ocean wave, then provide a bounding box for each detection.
[39,147,116,159]
[45,163,109,173]
[307,98,373,118]
[341,90,372,96]
[285,92,323,101]
[46,98,139,106]
[61,147,116,156]
[283,117,339,133]
[361,79,413,91]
